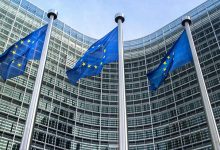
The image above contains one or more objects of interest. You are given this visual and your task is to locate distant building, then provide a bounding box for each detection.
[0,0,220,149]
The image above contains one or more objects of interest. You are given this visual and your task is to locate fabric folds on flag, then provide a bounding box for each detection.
[147,30,193,90]
[0,24,48,80]
[66,27,118,85]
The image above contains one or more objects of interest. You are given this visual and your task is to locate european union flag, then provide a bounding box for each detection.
[0,24,48,80]
[147,30,193,90]
[66,27,118,85]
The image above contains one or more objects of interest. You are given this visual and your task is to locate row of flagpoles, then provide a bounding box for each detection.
[0,9,220,150]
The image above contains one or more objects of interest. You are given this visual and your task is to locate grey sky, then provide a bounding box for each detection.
[28,0,206,41]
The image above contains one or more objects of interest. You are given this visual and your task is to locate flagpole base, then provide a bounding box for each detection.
[182,16,192,26]
[47,9,58,20]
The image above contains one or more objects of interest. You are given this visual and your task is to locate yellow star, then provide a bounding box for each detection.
[167,56,170,59]
[163,61,167,65]
[12,51,16,54]
[100,62,103,65]
[27,39,31,43]
[82,62,86,66]
[163,68,166,71]
[17,63,22,67]
[20,40,24,44]
[104,49,106,53]
[94,65,97,69]
[88,64,91,68]
[15,45,18,48]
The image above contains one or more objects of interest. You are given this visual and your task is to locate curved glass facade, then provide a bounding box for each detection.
[0,0,220,149]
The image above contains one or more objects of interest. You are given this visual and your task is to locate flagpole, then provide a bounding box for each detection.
[182,16,220,150]
[115,13,128,150]
[20,9,58,150]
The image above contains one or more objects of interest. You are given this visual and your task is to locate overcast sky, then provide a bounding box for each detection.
[28,0,206,41]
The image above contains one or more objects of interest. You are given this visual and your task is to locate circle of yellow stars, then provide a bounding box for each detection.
[10,38,35,67]
[81,48,107,69]
[162,52,175,75]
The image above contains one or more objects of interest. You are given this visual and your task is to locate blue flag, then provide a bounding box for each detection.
[0,24,48,80]
[147,30,193,90]
[66,27,118,85]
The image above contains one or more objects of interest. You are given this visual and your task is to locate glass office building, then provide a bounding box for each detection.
[0,0,220,149]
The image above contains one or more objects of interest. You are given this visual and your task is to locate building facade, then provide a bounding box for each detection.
[0,0,220,149]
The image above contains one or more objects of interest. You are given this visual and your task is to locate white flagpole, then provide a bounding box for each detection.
[115,13,128,150]
[20,10,58,150]
[182,16,220,150]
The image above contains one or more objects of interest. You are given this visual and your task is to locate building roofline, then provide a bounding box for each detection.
[10,0,220,49]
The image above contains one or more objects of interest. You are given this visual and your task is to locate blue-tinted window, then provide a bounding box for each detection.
[35,8,44,18]
[70,29,77,38]
[28,4,36,14]
[54,20,64,31]
[21,0,30,10]
[11,0,21,5]
[64,25,71,35]
[43,12,50,22]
